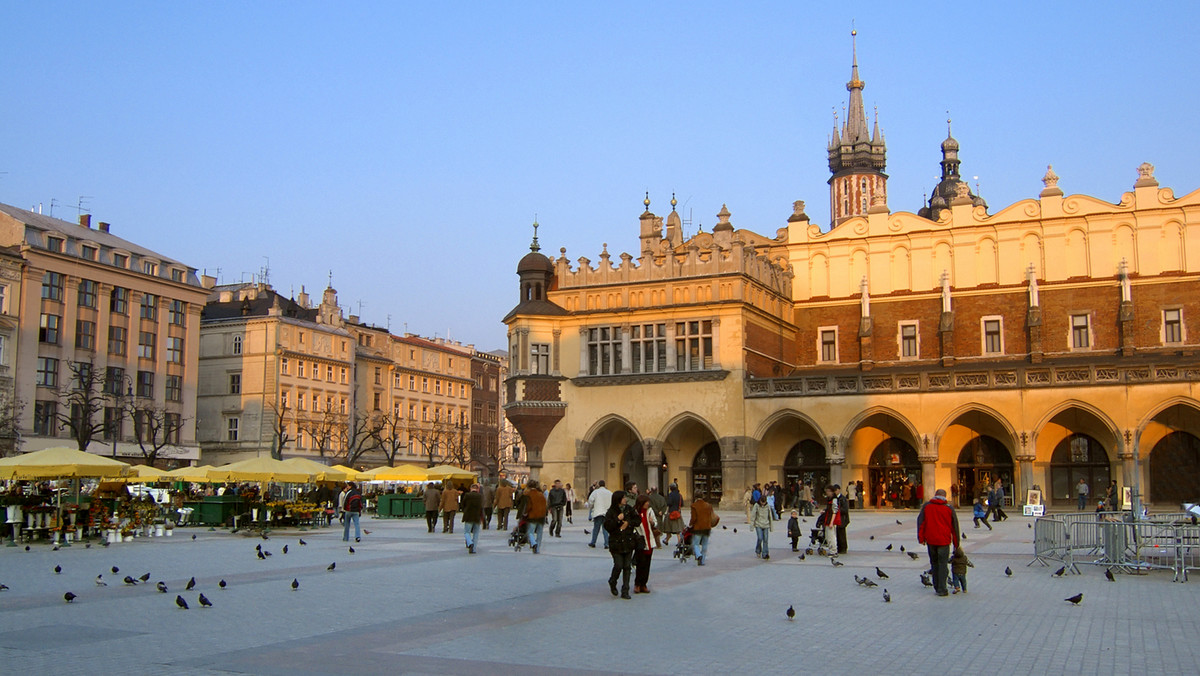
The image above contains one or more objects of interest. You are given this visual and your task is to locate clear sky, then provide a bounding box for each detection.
[3,2,1197,351]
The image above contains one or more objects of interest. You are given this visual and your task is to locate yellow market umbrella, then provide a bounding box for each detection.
[0,447,130,479]
[206,457,314,484]
[359,464,428,482]
[127,465,171,481]
[282,457,352,482]
[163,465,217,483]
[424,464,478,481]
[328,464,362,481]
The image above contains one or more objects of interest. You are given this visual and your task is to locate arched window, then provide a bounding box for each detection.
[232,335,242,355]
[1049,434,1110,506]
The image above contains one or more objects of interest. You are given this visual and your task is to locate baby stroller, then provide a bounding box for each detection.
[508,519,530,552]
[809,511,827,548]
[673,526,695,563]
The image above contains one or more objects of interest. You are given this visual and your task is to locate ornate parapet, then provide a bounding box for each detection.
[573,369,728,387]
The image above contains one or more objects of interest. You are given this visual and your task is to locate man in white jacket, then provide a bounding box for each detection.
[587,480,613,549]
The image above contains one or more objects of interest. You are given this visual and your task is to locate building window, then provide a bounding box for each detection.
[0,284,6,314]
[328,365,335,382]
[40,313,61,344]
[167,337,183,364]
[104,367,126,395]
[982,317,1004,355]
[434,380,442,395]
[899,322,919,359]
[297,360,305,378]
[112,253,128,269]
[76,320,96,350]
[1071,314,1091,349]
[142,260,157,276]
[297,392,306,411]
[171,268,185,282]
[586,327,621,375]
[33,401,57,435]
[166,375,182,402]
[819,327,838,363]
[422,377,429,392]
[226,418,239,441]
[374,367,381,385]
[408,403,416,419]
[44,235,63,252]
[232,335,242,355]
[409,375,416,390]
[140,293,158,320]
[229,373,241,394]
[103,406,122,440]
[1164,309,1183,344]
[325,396,333,412]
[78,280,97,308]
[138,331,156,360]
[281,357,289,375]
[311,394,319,410]
[531,343,551,374]
[675,320,714,371]
[169,300,185,325]
[341,367,348,384]
[339,397,346,414]
[373,392,382,410]
[631,323,667,373]
[36,357,59,387]
[108,326,127,355]
[164,413,181,444]
[110,287,129,314]
[42,271,64,301]
[136,370,154,398]
[298,331,305,344]
[0,335,6,365]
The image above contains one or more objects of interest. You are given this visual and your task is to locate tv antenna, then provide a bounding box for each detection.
[259,257,271,286]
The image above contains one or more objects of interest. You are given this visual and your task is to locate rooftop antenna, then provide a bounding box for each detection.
[327,269,333,288]
[67,196,93,217]
[259,257,271,287]
[49,198,59,218]
[386,313,392,332]
[356,299,366,316]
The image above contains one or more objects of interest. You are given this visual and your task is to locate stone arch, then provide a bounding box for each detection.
[752,408,826,443]
[580,415,644,491]
[1113,224,1137,273]
[1021,231,1044,276]
[1138,397,1200,503]
[1035,401,1120,506]
[849,248,868,296]
[1032,400,1120,452]
[1161,221,1186,272]
[976,236,998,285]
[890,245,911,291]
[658,412,720,500]
[840,406,922,455]
[754,408,827,496]
[932,240,953,288]
[810,252,829,297]
[842,407,923,508]
[934,403,1020,447]
[1065,227,1089,278]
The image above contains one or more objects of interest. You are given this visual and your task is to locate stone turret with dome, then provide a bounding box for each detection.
[504,220,567,322]
[918,120,988,221]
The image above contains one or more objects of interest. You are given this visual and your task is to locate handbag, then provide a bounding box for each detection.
[668,510,682,521]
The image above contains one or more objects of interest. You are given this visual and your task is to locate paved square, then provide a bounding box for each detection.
[1,509,1196,675]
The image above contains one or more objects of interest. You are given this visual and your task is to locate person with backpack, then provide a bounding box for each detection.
[522,480,549,554]
[342,482,363,543]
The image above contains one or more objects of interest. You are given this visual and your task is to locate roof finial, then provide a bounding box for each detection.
[530,215,540,253]
[946,111,952,137]
[670,192,677,212]
[328,269,333,288]
[643,191,651,213]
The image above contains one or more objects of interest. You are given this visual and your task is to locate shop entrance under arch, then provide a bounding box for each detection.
[1049,434,1111,507]
[1149,431,1200,505]
[955,436,1014,506]
[868,438,921,508]
[783,439,829,505]
[692,442,722,504]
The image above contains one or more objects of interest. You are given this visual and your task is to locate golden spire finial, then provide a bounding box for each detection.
[670,192,677,211]
[643,191,651,212]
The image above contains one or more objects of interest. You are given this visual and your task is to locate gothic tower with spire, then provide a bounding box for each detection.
[827,30,887,226]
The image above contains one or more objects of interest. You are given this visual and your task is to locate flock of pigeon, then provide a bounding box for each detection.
[8,531,356,609]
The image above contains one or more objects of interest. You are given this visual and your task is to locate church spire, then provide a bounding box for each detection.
[827,29,888,226]
[842,29,870,146]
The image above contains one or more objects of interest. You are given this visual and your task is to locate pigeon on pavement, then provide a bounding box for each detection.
[875,567,889,579]
[64,592,77,603]
[175,595,189,609]
[156,581,168,593]
[185,577,196,591]
[291,578,300,590]
[786,605,795,620]
[199,593,212,608]
[1065,593,1083,605]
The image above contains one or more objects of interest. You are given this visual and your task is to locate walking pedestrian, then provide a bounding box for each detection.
[648,487,667,546]
[548,479,567,537]
[972,496,992,530]
[799,481,813,516]
[1105,480,1120,513]
[750,494,774,559]
[991,479,1008,522]
[787,510,801,551]
[950,546,973,594]
[604,490,637,599]
[461,484,483,554]
[522,480,548,554]
[821,486,840,554]
[440,481,460,533]
[743,486,754,524]
[917,488,960,596]
[1076,478,1090,511]
[846,482,857,510]
[632,495,657,593]
[495,479,514,530]
[481,481,494,530]
[587,480,613,548]
[564,483,576,524]
[423,482,441,533]
[660,484,683,546]
[689,493,719,565]
[341,482,362,543]
[834,484,849,554]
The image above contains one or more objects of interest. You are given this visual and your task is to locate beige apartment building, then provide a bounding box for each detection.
[0,206,207,462]
[503,48,1200,510]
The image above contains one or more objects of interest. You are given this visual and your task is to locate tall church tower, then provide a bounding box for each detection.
[827,30,887,226]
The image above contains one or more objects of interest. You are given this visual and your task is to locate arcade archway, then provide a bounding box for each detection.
[956,436,1014,505]
[583,417,642,490]
[1150,432,1200,505]
[783,440,830,504]
[692,442,723,504]
[1049,434,1111,507]
[869,438,921,508]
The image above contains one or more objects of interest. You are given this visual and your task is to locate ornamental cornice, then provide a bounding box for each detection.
[573,369,729,387]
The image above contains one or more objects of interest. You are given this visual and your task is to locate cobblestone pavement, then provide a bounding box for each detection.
[1,508,1196,675]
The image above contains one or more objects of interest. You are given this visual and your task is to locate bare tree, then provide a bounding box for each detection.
[298,408,341,458]
[265,399,292,460]
[338,410,378,467]
[372,410,409,467]
[125,402,187,467]
[54,360,112,451]
[408,415,454,467]
[0,391,24,457]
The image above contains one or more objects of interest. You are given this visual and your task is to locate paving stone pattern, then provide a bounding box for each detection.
[1,509,1196,675]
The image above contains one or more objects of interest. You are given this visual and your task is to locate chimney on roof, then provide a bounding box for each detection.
[98,222,110,233]
[79,214,92,228]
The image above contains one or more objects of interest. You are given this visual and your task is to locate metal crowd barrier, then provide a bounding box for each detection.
[1033,512,1200,582]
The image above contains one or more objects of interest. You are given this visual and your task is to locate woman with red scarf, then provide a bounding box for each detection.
[633,494,658,593]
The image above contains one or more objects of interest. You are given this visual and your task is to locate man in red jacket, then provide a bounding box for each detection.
[917,488,960,596]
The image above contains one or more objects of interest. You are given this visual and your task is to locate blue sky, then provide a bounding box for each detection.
[3,2,1197,350]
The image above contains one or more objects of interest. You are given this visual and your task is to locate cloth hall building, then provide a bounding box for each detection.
[502,51,1200,511]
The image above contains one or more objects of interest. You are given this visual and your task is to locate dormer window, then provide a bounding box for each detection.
[46,236,64,253]
[81,245,98,260]
[112,253,128,269]
[142,260,158,276]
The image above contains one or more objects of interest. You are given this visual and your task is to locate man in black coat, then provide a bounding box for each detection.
[834,484,850,554]
[548,480,568,537]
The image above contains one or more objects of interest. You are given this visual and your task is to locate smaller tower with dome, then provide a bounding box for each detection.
[918,120,988,221]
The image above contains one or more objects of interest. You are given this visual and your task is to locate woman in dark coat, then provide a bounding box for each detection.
[604,491,638,599]
[660,484,684,546]
[632,494,658,593]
